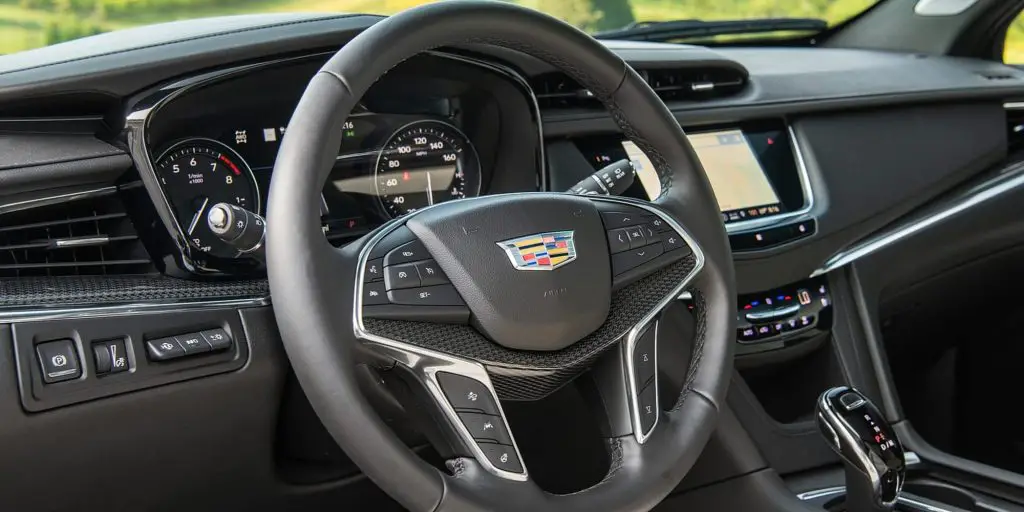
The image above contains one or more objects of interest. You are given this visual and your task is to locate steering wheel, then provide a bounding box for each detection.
[266,2,736,510]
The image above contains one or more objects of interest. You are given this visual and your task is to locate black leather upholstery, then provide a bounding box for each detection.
[266,2,736,511]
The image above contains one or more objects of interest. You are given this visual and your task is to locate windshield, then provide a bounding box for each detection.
[2,0,878,55]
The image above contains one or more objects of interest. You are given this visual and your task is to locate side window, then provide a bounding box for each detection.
[1006,15,1024,63]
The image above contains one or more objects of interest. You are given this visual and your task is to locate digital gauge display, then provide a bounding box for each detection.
[374,120,481,217]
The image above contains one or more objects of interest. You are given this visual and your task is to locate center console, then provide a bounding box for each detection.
[571,119,817,252]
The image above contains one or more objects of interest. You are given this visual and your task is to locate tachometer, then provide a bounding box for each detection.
[374,120,481,217]
[155,139,260,258]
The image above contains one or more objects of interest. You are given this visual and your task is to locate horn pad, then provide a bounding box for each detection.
[406,194,611,351]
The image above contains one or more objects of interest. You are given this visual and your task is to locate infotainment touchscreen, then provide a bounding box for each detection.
[623,129,784,221]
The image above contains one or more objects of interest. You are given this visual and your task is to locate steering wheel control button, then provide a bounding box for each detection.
[363,281,389,305]
[607,229,631,254]
[92,339,129,375]
[641,224,660,244]
[384,239,429,266]
[385,263,421,290]
[633,328,657,390]
[388,285,465,306]
[436,372,500,416]
[146,338,186,361]
[415,259,449,287]
[200,329,232,351]
[175,333,212,355]
[600,210,653,230]
[611,243,664,275]
[661,232,686,253]
[638,382,658,434]
[36,339,81,383]
[624,225,646,248]
[364,258,384,282]
[457,412,513,445]
[478,442,524,474]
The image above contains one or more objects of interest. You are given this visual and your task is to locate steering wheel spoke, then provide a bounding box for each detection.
[363,340,530,481]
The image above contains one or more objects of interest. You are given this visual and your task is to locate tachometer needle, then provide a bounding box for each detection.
[188,197,210,235]
[426,171,434,206]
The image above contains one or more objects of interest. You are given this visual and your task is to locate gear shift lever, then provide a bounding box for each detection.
[816,387,906,512]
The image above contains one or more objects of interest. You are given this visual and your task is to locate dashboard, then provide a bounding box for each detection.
[0,10,1022,512]
[133,52,543,274]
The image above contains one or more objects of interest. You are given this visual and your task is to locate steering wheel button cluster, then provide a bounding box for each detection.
[457,411,513,445]
[478,442,523,474]
[385,263,421,290]
[436,372,500,416]
[384,239,430,266]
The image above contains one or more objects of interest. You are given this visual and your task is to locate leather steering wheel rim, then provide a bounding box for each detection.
[266,2,736,511]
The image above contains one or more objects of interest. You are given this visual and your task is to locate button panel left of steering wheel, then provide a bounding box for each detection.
[10,308,250,412]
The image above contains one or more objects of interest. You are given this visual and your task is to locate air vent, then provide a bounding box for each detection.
[1009,107,1024,154]
[532,66,747,110]
[0,188,155,278]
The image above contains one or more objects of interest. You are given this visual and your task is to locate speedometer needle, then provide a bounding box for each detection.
[426,171,434,206]
[188,197,210,235]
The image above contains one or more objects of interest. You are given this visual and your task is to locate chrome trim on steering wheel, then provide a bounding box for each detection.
[353,214,529,483]
[594,196,705,445]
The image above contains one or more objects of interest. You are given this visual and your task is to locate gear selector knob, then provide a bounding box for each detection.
[816,387,906,512]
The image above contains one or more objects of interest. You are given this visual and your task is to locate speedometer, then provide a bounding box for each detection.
[155,138,260,259]
[374,120,481,217]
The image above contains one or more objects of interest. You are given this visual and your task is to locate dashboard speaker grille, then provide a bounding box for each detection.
[0,189,155,278]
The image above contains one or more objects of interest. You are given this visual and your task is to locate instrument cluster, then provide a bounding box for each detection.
[136,52,542,275]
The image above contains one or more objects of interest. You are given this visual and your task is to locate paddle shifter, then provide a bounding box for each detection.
[816,387,906,512]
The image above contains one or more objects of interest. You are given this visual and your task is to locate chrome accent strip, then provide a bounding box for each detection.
[797,486,956,512]
[724,125,815,234]
[905,450,921,466]
[811,160,1024,277]
[354,212,528,482]
[597,196,705,445]
[0,296,270,323]
[0,186,118,216]
[54,236,109,248]
[796,486,845,501]
[1004,101,1024,110]
[126,50,546,275]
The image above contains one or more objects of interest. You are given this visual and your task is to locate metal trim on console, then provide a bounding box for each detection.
[125,49,547,275]
[0,296,270,323]
[812,160,1024,277]
[724,124,816,234]
[0,185,118,216]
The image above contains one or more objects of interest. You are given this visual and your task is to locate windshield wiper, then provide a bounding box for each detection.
[594,17,828,42]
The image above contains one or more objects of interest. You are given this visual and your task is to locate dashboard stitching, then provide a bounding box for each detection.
[0,14,366,77]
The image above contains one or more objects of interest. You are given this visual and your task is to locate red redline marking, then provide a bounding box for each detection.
[219,154,241,175]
